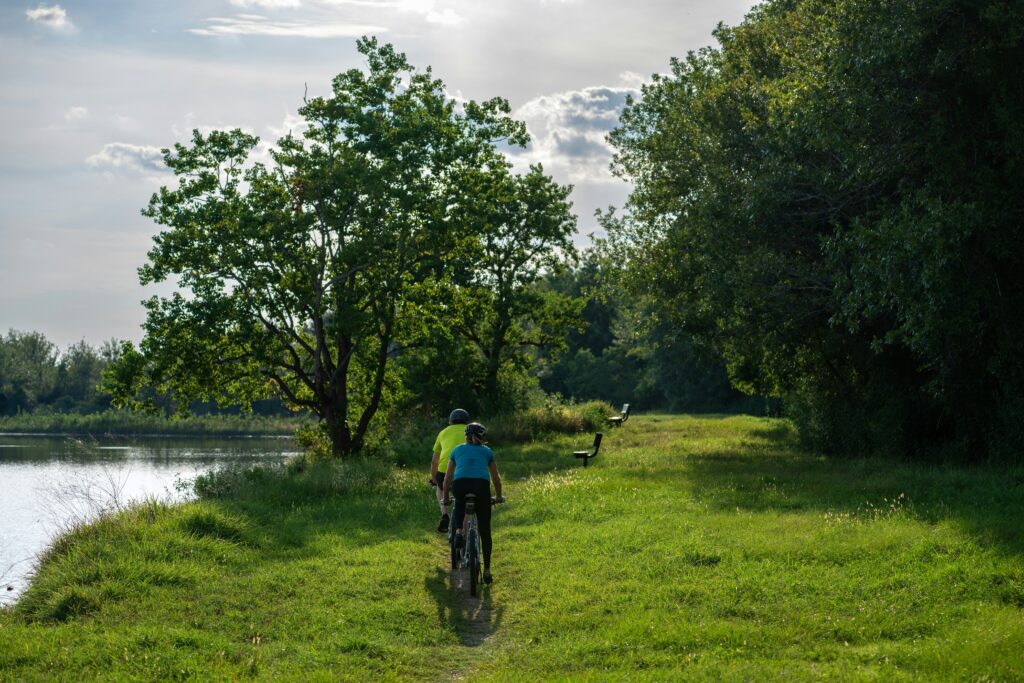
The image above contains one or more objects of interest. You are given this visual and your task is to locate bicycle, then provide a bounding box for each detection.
[445,492,503,596]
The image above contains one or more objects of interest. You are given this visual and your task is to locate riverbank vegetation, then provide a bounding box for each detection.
[0,410,305,437]
[2,416,1022,680]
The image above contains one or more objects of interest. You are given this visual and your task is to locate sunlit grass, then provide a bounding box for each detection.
[2,415,1022,680]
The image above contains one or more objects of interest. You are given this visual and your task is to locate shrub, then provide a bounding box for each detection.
[485,399,615,444]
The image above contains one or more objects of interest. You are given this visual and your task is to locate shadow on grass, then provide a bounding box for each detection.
[424,567,505,647]
[498,438,594,481]
[623,424,1024,558]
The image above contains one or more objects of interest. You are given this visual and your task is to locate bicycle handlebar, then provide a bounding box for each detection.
[442,496,506,506]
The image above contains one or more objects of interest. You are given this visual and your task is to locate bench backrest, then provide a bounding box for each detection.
[592,432,603,455]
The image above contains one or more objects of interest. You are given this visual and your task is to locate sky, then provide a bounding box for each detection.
[0,0,757,349]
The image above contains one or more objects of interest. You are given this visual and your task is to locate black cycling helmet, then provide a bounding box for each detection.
[449,408,469,425]
[465,422,487,439]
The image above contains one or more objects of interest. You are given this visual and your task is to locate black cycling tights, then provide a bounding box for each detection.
[451,478,493,570]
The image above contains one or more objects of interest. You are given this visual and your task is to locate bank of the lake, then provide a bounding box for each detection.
[2,415,1023,681]
[0,434,300,606]
[0,410,309,437]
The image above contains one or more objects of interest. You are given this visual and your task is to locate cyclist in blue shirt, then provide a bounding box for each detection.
[442,422,504,584]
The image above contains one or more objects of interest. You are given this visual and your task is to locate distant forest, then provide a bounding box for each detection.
[0,330,289,417]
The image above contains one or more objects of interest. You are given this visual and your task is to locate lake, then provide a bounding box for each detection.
[0,433,298,606]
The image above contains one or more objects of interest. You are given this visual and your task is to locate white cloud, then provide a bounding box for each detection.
[86,143,167,174]
[426,8,462,25]
[25,4,72,30]
[267,111,308,139]
[64,106,88,122]
[399,0,463,24]
[192,0,464,38]
[189,15,386,38]
[230,0,302,8]
[116,115,141,132]
[510,82,639,183]
[618,70,649,89]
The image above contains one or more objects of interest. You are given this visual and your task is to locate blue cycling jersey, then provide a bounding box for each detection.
[450,443,494,481]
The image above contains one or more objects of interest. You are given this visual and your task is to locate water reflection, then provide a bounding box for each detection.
[0,434,297,605]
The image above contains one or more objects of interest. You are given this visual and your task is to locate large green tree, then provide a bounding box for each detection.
[394,161,583,415]
[454,162,582,409]
[108,39,527,457]
[610,0,1024,457]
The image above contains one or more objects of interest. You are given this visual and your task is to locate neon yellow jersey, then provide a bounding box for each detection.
[433,424,466,473]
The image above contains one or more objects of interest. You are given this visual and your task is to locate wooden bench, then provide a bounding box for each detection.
[607,403,630,427]
[573,432,603,467]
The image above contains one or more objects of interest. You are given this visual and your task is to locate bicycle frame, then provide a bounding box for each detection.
[447,492,496,596]
[448,495,480,561]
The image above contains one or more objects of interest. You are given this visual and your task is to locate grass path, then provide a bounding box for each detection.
[2,415,1024,680]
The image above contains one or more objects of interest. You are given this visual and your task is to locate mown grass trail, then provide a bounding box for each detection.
[2,415,1023,680]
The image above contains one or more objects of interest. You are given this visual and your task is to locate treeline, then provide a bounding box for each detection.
[0,330,117,415]
[0,329,290,418]
[607,0,1024,459]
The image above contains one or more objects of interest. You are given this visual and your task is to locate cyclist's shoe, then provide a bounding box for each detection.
[437,514,449,533]
[483,570,493,584]
[454,531,465,548]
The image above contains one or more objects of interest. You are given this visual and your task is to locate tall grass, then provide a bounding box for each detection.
[287,400,617,468]
[0,409,308,436]
[484,399,614,443]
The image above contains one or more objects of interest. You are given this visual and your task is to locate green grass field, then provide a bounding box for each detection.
[2,415,1023,681]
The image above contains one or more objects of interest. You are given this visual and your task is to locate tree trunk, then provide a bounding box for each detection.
[323,403,352,459]
[483,321,509,412]
[352,318,394,454]
[321,334,353,459]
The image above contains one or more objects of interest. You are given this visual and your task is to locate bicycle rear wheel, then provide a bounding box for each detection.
[468,529,481,597]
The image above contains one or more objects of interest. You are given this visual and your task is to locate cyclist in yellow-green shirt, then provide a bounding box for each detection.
[429,408,470,532]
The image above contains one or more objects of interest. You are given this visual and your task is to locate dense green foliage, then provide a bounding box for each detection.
[0,330,117,416]
[537,253,766,413]
[0,329,295,427]
[3,416,1023,680]
[451,164,582,410]
[109,39,582,457]
[609,0,1024,458]
[394,165,584,418]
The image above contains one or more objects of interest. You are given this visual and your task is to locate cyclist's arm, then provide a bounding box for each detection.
[489,461,502,499]
[430,450,440,483]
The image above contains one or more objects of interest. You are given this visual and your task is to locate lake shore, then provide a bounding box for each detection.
[0,410,309,437]
[0,434,299,608]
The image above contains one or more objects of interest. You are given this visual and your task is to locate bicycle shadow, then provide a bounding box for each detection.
[424,566,505,647]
